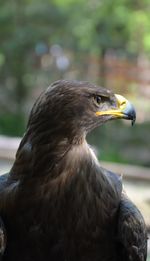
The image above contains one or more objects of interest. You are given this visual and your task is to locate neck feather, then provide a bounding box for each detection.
[10,128,94,179]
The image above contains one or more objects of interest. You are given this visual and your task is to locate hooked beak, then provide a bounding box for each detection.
[96,94,136,126]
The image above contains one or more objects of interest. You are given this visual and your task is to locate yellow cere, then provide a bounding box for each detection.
[115,94,127,111]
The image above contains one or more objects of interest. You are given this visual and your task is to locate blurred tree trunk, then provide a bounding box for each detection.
[99,48,106,87]
[86,49,106,87]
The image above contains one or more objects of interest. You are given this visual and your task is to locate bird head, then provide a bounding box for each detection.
[27,80,136,145]
[12,80,136,177]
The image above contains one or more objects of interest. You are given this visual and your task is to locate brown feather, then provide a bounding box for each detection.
[0,80,147,261]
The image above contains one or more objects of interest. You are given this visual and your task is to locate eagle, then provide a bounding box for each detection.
[0,80,147,261]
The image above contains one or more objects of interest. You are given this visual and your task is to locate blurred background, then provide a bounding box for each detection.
[0,0,150,258]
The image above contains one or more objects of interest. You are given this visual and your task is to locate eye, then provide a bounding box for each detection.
[94,95,102,106]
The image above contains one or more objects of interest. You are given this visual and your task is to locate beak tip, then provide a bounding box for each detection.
[131,116,136,126]
[115,94,136,126]
[123,102,136,126]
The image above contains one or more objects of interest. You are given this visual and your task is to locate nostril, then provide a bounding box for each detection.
[119,100,126,109]
[121,101,126,106]
[115,94,127,108]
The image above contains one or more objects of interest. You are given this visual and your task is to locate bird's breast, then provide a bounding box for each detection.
[2,167,121,261]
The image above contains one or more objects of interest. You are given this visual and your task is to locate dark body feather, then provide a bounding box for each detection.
[0,80,147,261]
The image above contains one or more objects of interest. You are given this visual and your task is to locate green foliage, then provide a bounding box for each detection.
[88,121,150,167]
[0,113,25,136]
[0,0,150,165]
[54,0,150,55]
[0,0,67,135]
